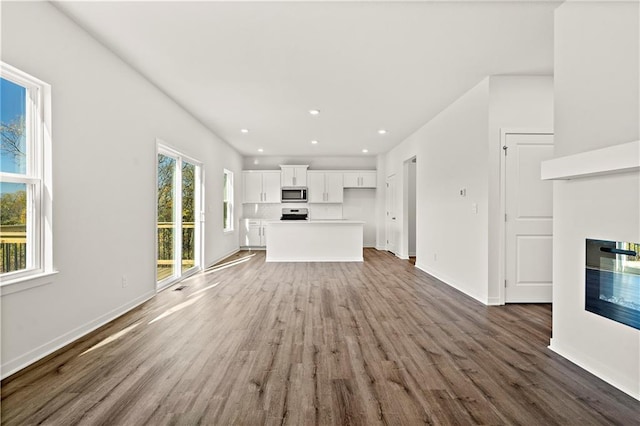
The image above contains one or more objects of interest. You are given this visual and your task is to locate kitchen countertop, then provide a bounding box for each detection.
[265,219,365,224]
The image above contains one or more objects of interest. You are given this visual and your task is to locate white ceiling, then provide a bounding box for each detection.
[54,1,559,157]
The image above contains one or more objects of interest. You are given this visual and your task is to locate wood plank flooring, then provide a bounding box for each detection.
[2,249,639,425]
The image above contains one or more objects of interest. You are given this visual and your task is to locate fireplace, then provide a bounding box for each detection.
[585,239,640,330]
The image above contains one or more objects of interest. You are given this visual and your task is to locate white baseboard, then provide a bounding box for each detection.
[548,338,640,401]
[486,297,502,306]
[1,289,156,379]
[206,248,241,269]
[375,245,387,251]
[415,262,488,305]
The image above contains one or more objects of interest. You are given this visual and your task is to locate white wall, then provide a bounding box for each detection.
[243,155,376,170]
[343,189,377,247]
[382,76,553,304]
[415,80,491,302]
[550,2,639,400]
[0,2,243,378]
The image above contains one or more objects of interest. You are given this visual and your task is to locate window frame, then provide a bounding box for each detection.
[223,169,234,232]
[0,63,53,286]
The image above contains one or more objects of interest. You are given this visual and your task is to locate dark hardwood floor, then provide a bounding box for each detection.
[2,249,638,425]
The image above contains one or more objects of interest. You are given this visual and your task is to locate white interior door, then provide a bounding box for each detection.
[505,133,554,303]
[386,174,398,254]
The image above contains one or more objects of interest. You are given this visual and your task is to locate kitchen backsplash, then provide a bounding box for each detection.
[242,203,343,220]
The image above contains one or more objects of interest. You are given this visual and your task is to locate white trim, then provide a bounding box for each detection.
[486,297,501,306]
[223,169,234,232]
[541,140,639,180]
[1,290,155,379]
[498,128,554,305]
[205,248,241,269]
[0,62,53,283]
[549,338,640,401]
[416,262,489,305]
[0,270,58,296]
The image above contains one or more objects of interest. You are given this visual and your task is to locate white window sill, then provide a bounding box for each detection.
[0,271,59,297]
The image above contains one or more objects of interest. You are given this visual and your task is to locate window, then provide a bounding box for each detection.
[223,169,233,232]
[0,63,52,283]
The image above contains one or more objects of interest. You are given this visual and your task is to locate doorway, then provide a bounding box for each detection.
[156,143,203,289]
[500,131,554,303]
[403,157,417,263]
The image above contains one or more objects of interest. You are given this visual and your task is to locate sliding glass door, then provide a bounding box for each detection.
[157,144,202,288]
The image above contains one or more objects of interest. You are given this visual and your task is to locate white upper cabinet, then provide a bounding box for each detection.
[343,171,377,188]
[262,171,282,202]
[308,171,343,203]
[243,170,281,203]
[280,165,308,187]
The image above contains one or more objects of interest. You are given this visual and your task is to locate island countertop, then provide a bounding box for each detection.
[264,220,364,262]
[265,219,365,224]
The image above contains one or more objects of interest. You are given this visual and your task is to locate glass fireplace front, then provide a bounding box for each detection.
[585,239,640,330]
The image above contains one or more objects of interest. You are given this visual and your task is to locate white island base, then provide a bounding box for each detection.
[265,220,364,262]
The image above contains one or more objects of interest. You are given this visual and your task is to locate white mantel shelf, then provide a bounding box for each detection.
[541,140,640,180]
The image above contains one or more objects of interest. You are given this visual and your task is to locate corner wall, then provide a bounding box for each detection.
[382,76,552,304]
[550,1,640,399]
[415,79,491,303]
[0,2,243,378]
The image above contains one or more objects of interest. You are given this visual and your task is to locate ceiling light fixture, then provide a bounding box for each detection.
[258,148,263,153]
[309,109,320,116]
[241,129,249,133]
[362,149,369,153]
[311,140,318,144]
[378,129,387,135]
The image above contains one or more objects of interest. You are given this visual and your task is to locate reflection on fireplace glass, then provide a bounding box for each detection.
[585,239,640,330]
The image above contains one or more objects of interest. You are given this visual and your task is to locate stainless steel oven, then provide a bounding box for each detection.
[281,187,307,203]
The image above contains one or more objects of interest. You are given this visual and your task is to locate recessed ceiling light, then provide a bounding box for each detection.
[378,129,387,135]
[241,128,249,133]
[257,148,263,153]
[362,149,369,153]
[311,140,318,144]
[309,109,320,116]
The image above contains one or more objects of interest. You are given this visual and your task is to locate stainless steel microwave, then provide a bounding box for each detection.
[281,187,308,203]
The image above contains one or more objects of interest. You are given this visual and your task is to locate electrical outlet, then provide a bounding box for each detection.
[121,275,128,288]
[460,188,466,197]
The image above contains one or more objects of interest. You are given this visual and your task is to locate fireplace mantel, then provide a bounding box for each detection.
[541,140,640,180]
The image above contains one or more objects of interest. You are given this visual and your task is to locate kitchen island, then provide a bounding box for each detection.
[265,220,364,262]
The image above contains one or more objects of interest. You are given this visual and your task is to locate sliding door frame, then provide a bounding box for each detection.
[156,140,204,290]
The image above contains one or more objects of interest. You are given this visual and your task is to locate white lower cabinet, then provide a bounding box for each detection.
[240,219,267,247]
